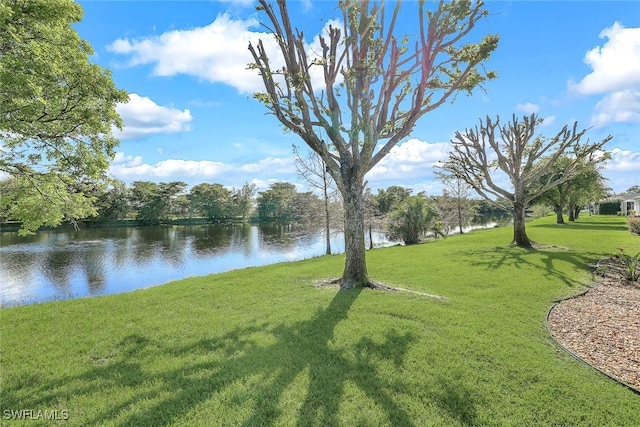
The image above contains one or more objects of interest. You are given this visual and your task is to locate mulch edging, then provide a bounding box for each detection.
[546,259,640,394]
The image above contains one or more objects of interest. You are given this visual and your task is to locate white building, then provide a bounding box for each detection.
[621,193,640,216]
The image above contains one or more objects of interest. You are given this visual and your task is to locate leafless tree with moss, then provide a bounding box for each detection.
[442,114,611,248]
[249,0,498,288]
[363,187,384,250]
[293,145,340,255]
[435,170,476,234]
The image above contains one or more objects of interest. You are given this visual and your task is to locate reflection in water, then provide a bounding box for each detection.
[190,224,237,257]
[42,247,75,294]
[81,240,108,294]
[1,224,392,307]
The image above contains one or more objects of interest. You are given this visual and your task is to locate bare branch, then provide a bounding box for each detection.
[442,113,612,246]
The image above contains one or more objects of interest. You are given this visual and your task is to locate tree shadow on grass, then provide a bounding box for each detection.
[531,221,628,232]
[4,289,449,426]
[456,246,600,287]
[433,381,477,425]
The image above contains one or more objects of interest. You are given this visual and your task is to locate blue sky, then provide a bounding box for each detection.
[76,0,639,195]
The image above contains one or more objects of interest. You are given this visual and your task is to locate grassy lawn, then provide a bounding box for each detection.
[1,215,639,426]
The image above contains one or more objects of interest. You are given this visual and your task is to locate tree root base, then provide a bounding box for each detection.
[315,278,448,300]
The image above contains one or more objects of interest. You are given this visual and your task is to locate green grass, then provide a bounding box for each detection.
[1,215,639,426]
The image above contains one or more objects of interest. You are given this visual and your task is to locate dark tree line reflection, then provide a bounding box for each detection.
[0,223,363,306]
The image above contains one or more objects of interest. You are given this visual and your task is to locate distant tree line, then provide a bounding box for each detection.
[0,179,332,227]
[4,157,617,243]
[1,174,507,244]
[89,180,259,225]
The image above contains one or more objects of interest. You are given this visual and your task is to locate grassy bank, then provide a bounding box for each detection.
[1,215,639,426]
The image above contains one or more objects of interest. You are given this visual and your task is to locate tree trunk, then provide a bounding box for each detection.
[512,201,532,248]
[568,205,576,221]
[341,179,369,289]
[457,196,464,234]
[323,183,331,255]
[554,204,564,224]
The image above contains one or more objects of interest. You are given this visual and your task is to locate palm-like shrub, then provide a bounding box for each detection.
[387,196,438,245]
[614,248,640,282]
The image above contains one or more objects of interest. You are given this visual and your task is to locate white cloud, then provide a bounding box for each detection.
[565,23,640,128]
[367,138,450,182]
[249,178,282,191]
[216,0,255,6]
[239,157,295,174]
[188,99,222,108]
[109,152,295,186]
[538,115,556,127]
[514,105,556,128]
[108,14,278,94]
[108,14,340,94]
[301,0,313,13]
[569,23,640,95]
[605,148,640,173]
[110,157,228,179]
[601,147,640,194]
[113,152,144,167]
[115,93,192,140]
[516,102,539,114]
[569,22,640,95]
[591,89,640,127]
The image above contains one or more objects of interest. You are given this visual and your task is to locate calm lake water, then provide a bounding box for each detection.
[0,224,392,307]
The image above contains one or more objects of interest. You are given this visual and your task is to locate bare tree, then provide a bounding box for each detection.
[363,187,383,250]
[293,145,339,255]
[232,183,257,219]
[435,170,476,234]
[249,0,498,288]
[443,114,611,247]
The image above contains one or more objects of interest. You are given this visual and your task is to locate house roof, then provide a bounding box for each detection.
[598,193,640,203]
